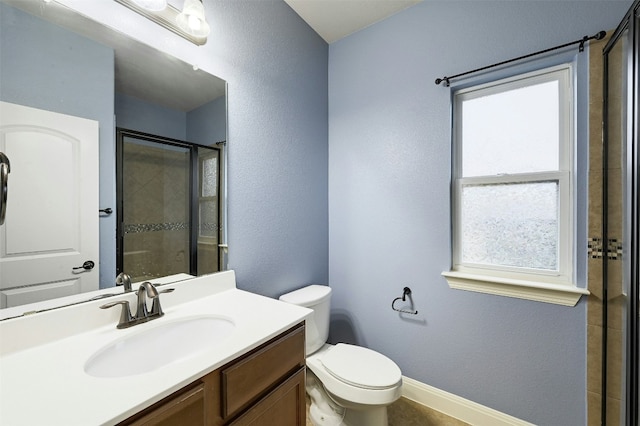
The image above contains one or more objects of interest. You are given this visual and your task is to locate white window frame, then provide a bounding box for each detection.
[442,64,589,306]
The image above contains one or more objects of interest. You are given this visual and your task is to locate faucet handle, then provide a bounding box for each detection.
[151,288,175,317]
[100,300,134,329]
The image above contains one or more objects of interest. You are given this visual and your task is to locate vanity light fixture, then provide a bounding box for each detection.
[114,0,209,45]
[131,0,167,11]
[176,0,210,38]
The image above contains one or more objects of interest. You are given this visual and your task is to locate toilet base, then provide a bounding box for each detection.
[308,399,389,426]
[341,405,389,426]
[307,371,389,426]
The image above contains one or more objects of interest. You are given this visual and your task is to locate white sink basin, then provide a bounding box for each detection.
[85,316,235,378]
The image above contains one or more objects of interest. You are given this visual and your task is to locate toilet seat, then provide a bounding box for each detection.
[307,343,403,407]
[321,343,401,390]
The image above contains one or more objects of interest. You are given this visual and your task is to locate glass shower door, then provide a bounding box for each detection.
[116,128,222,282]
[120,135,191,282]
[603,1,639,424]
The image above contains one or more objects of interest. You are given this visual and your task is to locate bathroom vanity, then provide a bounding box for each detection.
[0,271,310,425]
[120,323,306,425]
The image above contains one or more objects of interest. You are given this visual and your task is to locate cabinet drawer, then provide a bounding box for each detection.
[122,383,205,426]
[222,323,305,418]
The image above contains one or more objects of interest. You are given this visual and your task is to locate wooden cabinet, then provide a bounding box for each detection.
[229,368,305,426]
[124,383,206,426]
[119,322,306,426]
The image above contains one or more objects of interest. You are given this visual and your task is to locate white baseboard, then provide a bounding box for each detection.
[401,376,535,426]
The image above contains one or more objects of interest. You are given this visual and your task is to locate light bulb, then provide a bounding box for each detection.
[176,0,210,37]
[188,14,201,31]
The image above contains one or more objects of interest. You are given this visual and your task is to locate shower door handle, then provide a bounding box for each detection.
[73,260,95,272]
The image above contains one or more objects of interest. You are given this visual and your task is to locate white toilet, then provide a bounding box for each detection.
[279,285,402,426]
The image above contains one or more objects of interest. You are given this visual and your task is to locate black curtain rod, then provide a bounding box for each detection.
[435,30,606,87]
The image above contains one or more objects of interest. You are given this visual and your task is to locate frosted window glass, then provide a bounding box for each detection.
[461,81,559,177]
[202,157,217,197]
[461,181,559,270]
[199,200,217,238]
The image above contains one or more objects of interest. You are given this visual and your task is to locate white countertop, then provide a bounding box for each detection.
[0,271,311,425]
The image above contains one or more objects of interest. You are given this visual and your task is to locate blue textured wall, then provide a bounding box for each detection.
[328,1,630,425]
[211,1,329,295]
[115,93,187,140]
[187,95,227,145]
[115,93,227,144]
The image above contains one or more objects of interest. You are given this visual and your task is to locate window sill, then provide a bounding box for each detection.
[441,271,589,306]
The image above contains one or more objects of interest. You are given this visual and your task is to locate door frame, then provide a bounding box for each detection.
[602,1,639,424]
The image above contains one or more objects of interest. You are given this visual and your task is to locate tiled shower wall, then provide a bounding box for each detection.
[123,141,190,282]
[587,34,626,426]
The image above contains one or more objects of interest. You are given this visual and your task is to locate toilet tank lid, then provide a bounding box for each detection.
[279,285,331,306]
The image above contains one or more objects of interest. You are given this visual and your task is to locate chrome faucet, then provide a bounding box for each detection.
[135,281,158,318]
[100,281,174,329]
[115,272,132,293]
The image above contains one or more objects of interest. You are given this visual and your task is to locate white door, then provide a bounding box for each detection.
[0,101,99,308]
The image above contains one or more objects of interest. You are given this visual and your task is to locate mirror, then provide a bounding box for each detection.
[0,0,227,316]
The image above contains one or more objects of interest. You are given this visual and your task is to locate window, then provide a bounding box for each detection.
[197,149,220,275]
[442,64,589,306]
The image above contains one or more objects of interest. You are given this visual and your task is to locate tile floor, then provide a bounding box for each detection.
[306,396,470,426]
[388,398,470,426]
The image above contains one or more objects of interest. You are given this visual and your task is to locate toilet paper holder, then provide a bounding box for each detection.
[392,287,418,315]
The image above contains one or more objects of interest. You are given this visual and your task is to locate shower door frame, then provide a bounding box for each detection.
[603,0,639,424]
[115,128,223,278]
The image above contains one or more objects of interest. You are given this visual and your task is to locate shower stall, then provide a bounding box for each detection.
[602,0,639,424]
[116,128,223,282]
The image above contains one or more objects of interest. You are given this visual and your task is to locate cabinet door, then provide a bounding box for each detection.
[123,383,205,426]
[229,367,306,426]
[222,324,305,418]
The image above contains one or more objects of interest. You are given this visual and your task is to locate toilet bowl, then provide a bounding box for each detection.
[279,285,402,426]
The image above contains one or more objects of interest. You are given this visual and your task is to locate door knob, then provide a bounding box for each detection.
[73,260,95,272]
[0,152,10,226]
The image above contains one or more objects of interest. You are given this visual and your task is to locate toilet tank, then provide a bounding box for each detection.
[279,285,331,355]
